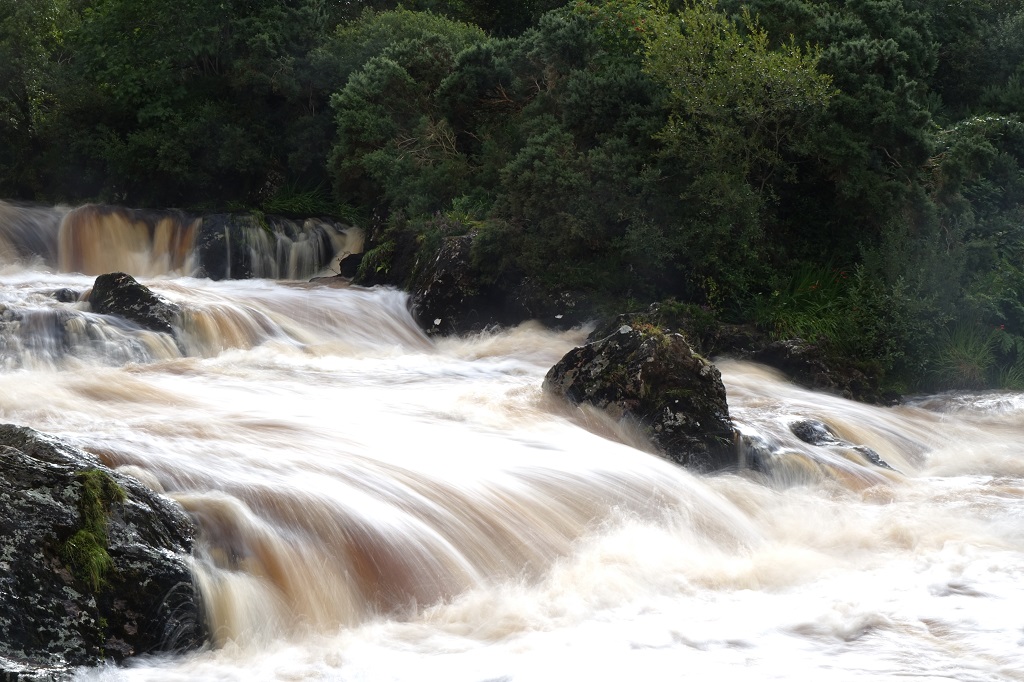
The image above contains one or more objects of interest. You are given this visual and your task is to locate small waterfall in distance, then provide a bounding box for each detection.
[0,200,68,268]
[0,199,361,280]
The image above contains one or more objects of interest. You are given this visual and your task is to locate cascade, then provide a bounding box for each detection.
[0,202,1021,681]
[0,199,361,280]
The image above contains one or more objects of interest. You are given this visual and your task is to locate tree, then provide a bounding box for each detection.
[0,0,76,198]
[328,10,487,213]
[56,0,344,206]
[640,0,834,303]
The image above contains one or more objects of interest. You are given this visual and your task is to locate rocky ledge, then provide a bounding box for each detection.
[0,424,207,678]
[544,323,738,472]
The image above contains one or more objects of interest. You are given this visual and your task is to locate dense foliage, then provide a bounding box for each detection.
[2,0,1023,392]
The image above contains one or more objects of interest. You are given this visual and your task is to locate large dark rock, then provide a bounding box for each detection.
[410,233,497,336]
[501,277,591,330]
[544,323,738,471]
[88,272,180,337]
[409,236,594,335]
[745,338,895,405]
[354,224,595,335]
[337,252,363,279]
[0,424,207,678]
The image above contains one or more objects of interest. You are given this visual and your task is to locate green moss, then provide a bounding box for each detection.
[60,469,126,591]
[62,529,114,592]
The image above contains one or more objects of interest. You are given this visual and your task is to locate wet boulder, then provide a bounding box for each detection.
[338,252,363,278]
[88,272,180,337]
[410,233,497,336]
[192,213,259,280]
[790,418,896,471]
[750,339,840,393]
[0,424,207,678]
[501,277,591,330]
[49,288,81,303]
[408,234,594,335]
[544,324,738,471]
[726,336,892,405]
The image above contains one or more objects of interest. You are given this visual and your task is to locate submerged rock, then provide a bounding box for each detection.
[790,418,896,471]
[0,424,207,677]
[544,324,737,471]
[49,288,81,303]
[88,272,180,337]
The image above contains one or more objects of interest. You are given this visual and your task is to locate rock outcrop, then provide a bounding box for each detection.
[544,323,738,471]
[88,272,180,337]
[356,229,594,335]
[0,424,207,678]
[410,233,495,336]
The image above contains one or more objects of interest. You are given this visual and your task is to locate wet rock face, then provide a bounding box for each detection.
[88,272,180,337]
[192,213,258,280]
[0,424,207,677]
[408,234,593,335]
[411,233,495,336]
[544,324,738,471]
[502,278,590,330]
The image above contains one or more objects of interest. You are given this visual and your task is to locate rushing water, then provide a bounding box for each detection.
[1,202,1023,681]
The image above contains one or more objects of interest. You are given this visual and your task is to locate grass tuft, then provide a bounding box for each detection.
[60,469,126,591]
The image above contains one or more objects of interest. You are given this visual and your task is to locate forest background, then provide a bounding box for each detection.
[2,0,1023,394]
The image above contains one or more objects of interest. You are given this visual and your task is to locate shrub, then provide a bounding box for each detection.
[750,261,851,344]
[931,322,997,390]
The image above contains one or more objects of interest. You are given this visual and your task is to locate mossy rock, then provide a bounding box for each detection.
[0,424,207,676]
[544,323,737,471]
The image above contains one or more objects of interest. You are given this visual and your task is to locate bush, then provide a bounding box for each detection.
[750,262,850,344]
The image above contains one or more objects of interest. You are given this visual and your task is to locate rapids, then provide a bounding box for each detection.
[1,202,1022,681]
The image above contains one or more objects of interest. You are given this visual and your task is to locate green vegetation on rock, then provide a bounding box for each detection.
[60,469,126,591]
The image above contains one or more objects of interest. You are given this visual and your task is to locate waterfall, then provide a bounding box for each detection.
[1,203,1021,681]
[0,199,361,280]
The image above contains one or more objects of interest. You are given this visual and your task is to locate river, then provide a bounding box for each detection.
[1,202,1022,681]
